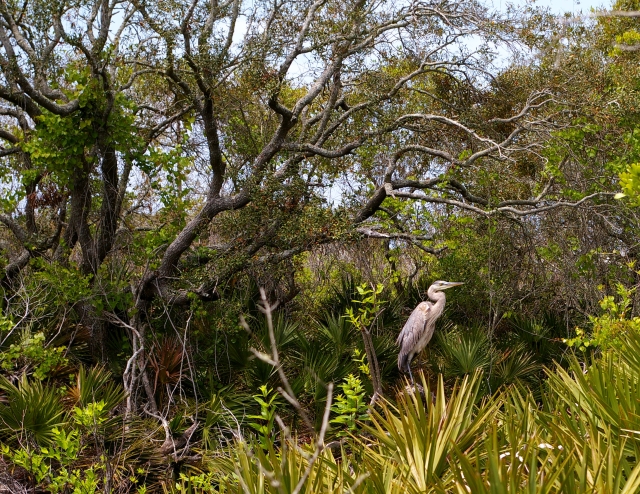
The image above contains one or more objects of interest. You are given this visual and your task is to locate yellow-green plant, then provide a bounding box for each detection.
[330,373,369,436]
[0,332,67,380]
[247,385,278,450]
[565,283,640,351]
[363,371,500,493]
[345,283,386,401]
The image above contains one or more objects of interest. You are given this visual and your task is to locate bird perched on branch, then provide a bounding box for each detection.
[397,280,463,385]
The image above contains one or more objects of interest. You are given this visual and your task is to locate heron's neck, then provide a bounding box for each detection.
[427,288,446,306]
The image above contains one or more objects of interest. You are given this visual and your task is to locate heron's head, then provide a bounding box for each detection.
[431,280,464,292]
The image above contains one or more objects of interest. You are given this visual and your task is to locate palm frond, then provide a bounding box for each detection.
[0,374,66,445]
[489,346,541,391]
[435,326,494,379]
[66,364,125,411]
[315,313,355,357]
[364,371,499,492]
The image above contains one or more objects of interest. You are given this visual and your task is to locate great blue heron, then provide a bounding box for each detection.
[397,280,463,385]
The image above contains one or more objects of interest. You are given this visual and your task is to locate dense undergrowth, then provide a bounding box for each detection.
[0,274,638,493]
[2,0,640,490]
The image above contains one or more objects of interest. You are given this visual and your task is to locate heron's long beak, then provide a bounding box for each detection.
[441,282,464,290]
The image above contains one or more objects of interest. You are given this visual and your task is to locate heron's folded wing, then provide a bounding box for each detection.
[397,305,429,346]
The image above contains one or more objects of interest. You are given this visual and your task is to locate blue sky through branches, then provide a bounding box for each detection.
[502,0,608,14]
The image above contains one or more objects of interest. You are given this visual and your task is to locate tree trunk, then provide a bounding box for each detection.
[361,328,383,405]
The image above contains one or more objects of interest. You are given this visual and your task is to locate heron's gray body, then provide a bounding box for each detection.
[397,281,462,381]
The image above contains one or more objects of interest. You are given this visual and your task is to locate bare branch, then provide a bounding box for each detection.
[388,190,615,217]
[0,214,28,244]
[257,288,315,432]
[595,10,640,17]
[284,139,363,158]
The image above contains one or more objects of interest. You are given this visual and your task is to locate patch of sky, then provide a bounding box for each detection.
[497,0,608,15]
[326,0,613,210]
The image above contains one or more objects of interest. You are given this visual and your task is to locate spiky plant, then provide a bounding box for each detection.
[291,342,352,428]
[0,374,66,445]
[488,346,541,392]
[363,371,500,493]
[504,313,565,366]
[197,384,254,451]
[148,336,186,406]
[66,364,125,410]
[314,312,356,357]
[253,314,300,353]
[433,326,494,380]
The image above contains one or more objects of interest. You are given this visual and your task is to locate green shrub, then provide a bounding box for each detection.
[565,283,640,351]
[330,373,369,436]
[0,374,66,445]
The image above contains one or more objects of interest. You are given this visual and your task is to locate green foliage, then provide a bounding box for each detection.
[197,384,254,451]
[3,325,639,493]
[68,364,125,411]
[330,373,369,436]
[171,472,217,493]
[73,401,108,429]
[352,348,369,377]
[143,144,193,209]
[345,283,385,331]
[30,259,92,306]
[0,374,66,445]
[565,283,640,351]
[0,331,67,380]
[504,313,565,367]
[489,347,541,391]
[6,0,640,490]
[364,372,498,491]
[2,426,102,494]
[619,162,640,204]
[21,66,144,185]
[247,385,278,450]
[434,326,493,379]
[199,329,640,492]
[0,315,12,333]
[315,312,356,358]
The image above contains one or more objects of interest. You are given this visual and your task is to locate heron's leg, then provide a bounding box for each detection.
[408,365,414,387]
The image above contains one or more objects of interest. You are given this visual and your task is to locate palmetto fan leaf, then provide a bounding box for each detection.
[0,374,66,445]
[108,417,167,490]
[320,275,362,318]
[66,364,125,411]
[435,326,493,379]
[292,343,351,398]
[489,346,541,391]
[245,355,278,387]
[198,384,254,451]
[505,313,564,366]
[372,333,399,380]
[542,352,640,464]
[446,425,578,494]
[243,313,302,387]
[315,312,356,357]
[254,313,300,352]
[508,314,551,345]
